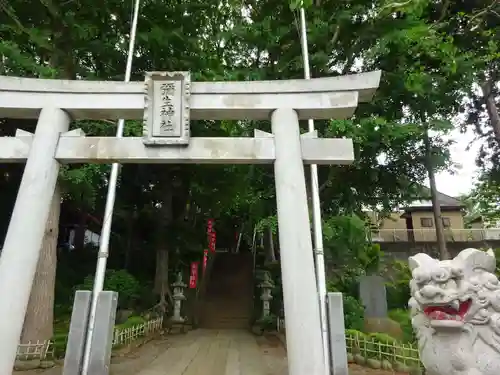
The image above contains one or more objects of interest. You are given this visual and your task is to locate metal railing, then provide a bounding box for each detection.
[371,228,500,242]
[193,253,216,327]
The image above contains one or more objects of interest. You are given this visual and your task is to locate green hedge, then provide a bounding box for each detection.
[388,308,415,343]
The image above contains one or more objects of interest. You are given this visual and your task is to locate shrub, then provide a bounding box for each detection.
[116,315,145,329]
[79,269,141,309]
[52,332,69,358]
[388,309,415,343]
[345,329,365,339]
[327,282,364,331]
[343,295,365,331]
[369,332,398,344]
[368,332,419,365]
[256,314,277,332]
[387,281,411,310]
[384,260,412,309]
[345,329,366,354]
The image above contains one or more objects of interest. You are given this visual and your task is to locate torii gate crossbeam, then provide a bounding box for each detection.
[0,71,381,375]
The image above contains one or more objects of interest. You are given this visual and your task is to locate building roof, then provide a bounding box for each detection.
[403,186,464,211]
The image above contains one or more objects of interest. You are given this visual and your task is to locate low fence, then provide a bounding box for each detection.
[112,316,163,347]
[16,316,164,361]
[345,331,421,369]
[277,316,421,370]
[16,340,54,361]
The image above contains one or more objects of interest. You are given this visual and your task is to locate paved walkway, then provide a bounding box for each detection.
[136,329,287,375]
[16,330,399,375]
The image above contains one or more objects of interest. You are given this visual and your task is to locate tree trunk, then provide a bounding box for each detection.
[153,184,174,318]
[123,211,135,271]
[21,186,60,343]
[423,130,450,260]
[154,248,171,325]
[154,248,170,297]
[73,213,87,251]
[481,77,500,141]
[267,226,276,262]
[18,18,75,346]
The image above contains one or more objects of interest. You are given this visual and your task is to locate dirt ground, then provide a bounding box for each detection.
[347,363,408,375]
[16,333,409,375]
[256,333,407,375]
[260,332,408,375]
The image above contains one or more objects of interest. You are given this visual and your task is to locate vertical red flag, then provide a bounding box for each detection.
[209,231,216,253]
[207,219,216,253]
[189,262,199,288]
[207,219,213,235]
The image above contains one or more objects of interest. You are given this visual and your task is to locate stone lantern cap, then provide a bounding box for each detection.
[172,272,187,288]
[259,272,274,289]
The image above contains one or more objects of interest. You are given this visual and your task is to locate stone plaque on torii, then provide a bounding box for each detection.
[0,70,380,375]
[143,71,191,145]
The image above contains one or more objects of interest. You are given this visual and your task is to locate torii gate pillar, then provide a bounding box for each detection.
[271,108,324,374]
[0,108,71,374]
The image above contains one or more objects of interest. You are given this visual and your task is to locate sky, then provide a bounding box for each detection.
[434,127,481,198]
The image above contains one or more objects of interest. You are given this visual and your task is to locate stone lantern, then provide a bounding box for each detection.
[171,272,186,323]
[259,272,274,318]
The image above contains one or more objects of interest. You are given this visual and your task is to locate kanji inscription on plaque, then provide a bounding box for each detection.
[143,71,190,145]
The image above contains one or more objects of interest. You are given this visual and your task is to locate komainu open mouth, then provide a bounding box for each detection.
[423,300,471,321]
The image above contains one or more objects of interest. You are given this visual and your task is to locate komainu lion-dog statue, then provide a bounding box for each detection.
[409,248,500,375]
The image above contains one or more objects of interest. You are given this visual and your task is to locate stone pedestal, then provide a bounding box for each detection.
[327,293,348,375]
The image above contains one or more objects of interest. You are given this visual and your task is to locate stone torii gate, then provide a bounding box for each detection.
[0,70,380,375]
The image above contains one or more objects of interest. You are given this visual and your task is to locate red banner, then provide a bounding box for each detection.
[207,219,214,235]
[202,249,208,273]
[189,262,199,288]
[207,219,216,253]
[210,231,216,253]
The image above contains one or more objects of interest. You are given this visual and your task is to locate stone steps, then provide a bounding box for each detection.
[199,253,253,329]
[201,317,251,329]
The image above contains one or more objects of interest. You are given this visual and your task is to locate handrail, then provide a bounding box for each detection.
[193,253,216,327]
[251,226,258,278]
[371,228,500,242]
[251,226,258,321]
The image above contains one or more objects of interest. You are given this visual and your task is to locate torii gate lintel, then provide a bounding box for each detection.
[0,128,354,165]
[0,70,380,120]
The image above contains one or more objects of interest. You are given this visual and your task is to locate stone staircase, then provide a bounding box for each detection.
[200,252,253,329]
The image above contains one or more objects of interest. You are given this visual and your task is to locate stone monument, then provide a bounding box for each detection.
[409,248,500,375]
[359,275,388,318]
[359,275,402,338]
